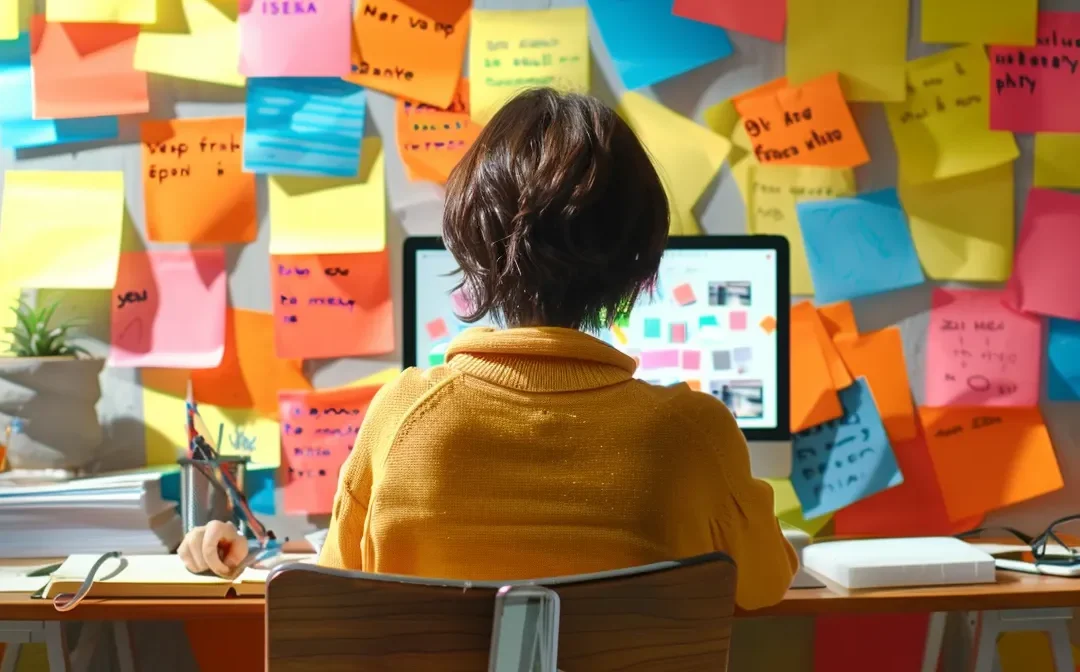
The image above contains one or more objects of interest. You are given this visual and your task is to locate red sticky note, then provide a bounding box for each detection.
[672,0,785,42]
[815,613,931,672]
[426,317,449,340]
[990,12,1080,132]
[280,384,382,515]
[730,311,748,330]
[271,251,394,360]
[1004,188,1080,320]
[673,282,696,306]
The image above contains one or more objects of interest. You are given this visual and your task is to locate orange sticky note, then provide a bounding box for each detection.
[790,302,843,432]
[919,406,1064,521]
[796,300,852,390]
[734,72,870,168]
[818,300,857,339]
[142,117,257,244]
[271,251,394,360]
[833,327,917,443]
[29,16,148,119]
[348,0,470,109]
[395,79,481,184]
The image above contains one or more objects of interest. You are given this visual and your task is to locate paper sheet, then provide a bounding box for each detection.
[1,116,118,150]
[469,7,589,124]
[143,117,256,244]
[1034,134,1080,189]
[818,301,857,339]
[990,12,1080,133]
[618,92,731,236]
[922,0,1036,45]
[1047,318,1080,402]
[898,163,1014,282]
[832,327,917,443]
[108,250,227,369]
[243,77,367,178]
[271,251,394,360]
[924,288,1042,408]
[134,0,244,87]
[790,302,843,433]
[396,81,480,185]
[30,17,148,119]
[919,406,1063,521]
[672,0,784,42]
[268,137,385,254]
[1004,188,1080,321]
[589,0,732,91]
[790,377,903,519]
[797,188,925,304]
[46,0,155,24]
[734,73,870,168]
[0,170,124,289]
[348,0,470,109]
[765,478,832,536]
[238,0,350,77]
[786,0,908,102]
[886,45,1019,184]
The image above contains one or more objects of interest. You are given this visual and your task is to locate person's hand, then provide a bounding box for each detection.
[178,521,248,577]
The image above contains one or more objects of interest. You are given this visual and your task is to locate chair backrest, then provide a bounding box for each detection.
[266,552,736,671]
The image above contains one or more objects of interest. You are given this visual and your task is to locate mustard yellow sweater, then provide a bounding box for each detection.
[319,327,797,610]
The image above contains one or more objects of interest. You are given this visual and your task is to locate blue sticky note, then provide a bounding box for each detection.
[644,317,661,338]
[244,77,367,177]
[0,33,33,122]
[790,377,903,519]
[588,0,733,91]
[247,465,277,516]
[1,116,119,149]
[699,315,718,328]
[1048,317,1080,401]
[797,188,926,303]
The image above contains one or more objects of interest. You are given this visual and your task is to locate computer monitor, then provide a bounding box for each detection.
[403,235,792,478]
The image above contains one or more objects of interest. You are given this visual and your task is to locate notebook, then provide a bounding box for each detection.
[802,537,996,590]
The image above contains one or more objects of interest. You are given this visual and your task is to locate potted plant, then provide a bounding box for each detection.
[0,298,104,471]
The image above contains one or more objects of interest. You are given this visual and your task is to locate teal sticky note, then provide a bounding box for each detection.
[644,317,661,338]
[1048,317,1080,401]
[699,315,719,328]
[247,465,277,516]
[797,188,926,304]
[790,377,903,518]
[0,33,32,123]
[588,0,733,91]
[1,117,119,149]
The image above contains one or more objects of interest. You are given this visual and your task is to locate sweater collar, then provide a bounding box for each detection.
[445,327,636,392]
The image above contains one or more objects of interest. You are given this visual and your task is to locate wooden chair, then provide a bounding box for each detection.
[266,552,736,671]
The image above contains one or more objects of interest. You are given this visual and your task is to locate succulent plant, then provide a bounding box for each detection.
[4,298,90,358]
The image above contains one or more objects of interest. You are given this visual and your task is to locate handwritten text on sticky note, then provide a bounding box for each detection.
[396,79,480,184]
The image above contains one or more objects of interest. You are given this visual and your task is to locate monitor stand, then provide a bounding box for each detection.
[748,440,792,479]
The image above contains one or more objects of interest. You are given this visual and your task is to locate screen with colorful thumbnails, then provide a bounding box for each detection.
[404,237,789,434]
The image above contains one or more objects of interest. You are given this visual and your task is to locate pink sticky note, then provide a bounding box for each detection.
[673,283,696,306]
[426,317,449,340]
[682,350,702,370]
[238,0,352,77]
[108,249,227,368]
[1004,188,1080,320]
[670,322,688,343]
[925,288,1043,407]
[672,0,785,42]
[990,12,1080,132]
[450,288,472,315]
[639,349,680,369]
[730,311,748,330]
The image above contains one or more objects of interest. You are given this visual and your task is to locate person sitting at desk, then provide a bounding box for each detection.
[178,87,797,611]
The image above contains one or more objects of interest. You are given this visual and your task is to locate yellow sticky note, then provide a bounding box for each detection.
[765,479,831,537]
[735,162,855,295]
[922,0,1037,46]
[47,0,155,24]
[469,7,589,124]
[786,0,909,102]
[269,138,385,255]
[886,45,1018,184]
[1,0,16,39]
[898,162,1014,282]
[1034,134,1080,189]
[345,367,400,388]
[134,0,243,87]
[618,92,731,236]
[0,171,124,289]
[143,386,281,467]
[702,98,750,166]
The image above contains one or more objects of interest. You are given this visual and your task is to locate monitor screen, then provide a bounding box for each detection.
[407,241,786,434]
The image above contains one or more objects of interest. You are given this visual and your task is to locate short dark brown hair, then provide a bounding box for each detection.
[442,88,669,332]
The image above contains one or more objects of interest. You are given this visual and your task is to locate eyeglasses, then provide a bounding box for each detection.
[957,514,1080,566]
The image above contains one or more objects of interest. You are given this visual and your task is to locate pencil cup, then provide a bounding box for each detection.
[178,456,250,537]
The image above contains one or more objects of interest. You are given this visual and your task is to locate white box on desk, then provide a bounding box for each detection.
[802,537,996,590]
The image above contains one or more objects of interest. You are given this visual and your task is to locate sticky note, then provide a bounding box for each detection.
[832,328,916,443]
[644,318,661,338]
[818,301,857,339]
[670,322,687,344]
[46,0,155,24]
[673,283,696,306]
[280,385,382,515]
[729,311,747,331]
[0,170,123,288]
[919,406,1063,521]
[790,302,843,432]
[672,0,784,42]
[1004,188,1080,321]
[450,288,472,316]
[923,0,1036,46]
[766,478,832,536]
[1046,318,1080,401]
[108,250,227,369]
[759,316,777,335]
[1034,134,1080,189]
[396,79,481,185]
[734,73,870,168]
[1,0,17,39]
[349,0,470,109]
[925,288,1042,408]
[786,0,908,102]
[798,188,925,304]
[886,45,1019,185]
[898,163,1014,282]
[0,116,118,150]
[0,33,32,122]
[143,117,256,244]
[699,315,718,329]
[426,318,449,341]
[134,0,243,87]
[246,465,277,515]
[733,347,752,365]
[30,17,148,119]
[346,367,400,388]
[469,7,589,124]
[589,0,732,91]
[268,138,385,255]
[244,77,366,177]
[619,92,731,235]
[712,350,732,370]
[791,378,902,519]
[797,300,852,391]
[639,350,679,369]
[239,0,350,77]
[682,350,701,370]
[271,251,394,360]
[990,12,1080,133]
